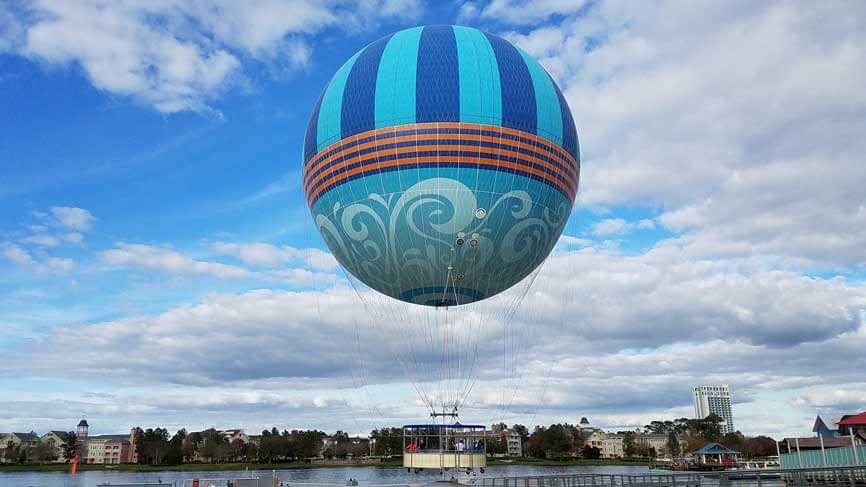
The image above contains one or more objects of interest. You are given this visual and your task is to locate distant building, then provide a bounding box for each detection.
[221,429,249,445]
[506,432,523,457]
[40,431,70,463]
[1,432,40,450]
[692,442,739,465]
[84,435,132,464]
[838,412,866,441]
[602,435,623,459]
[600,431,685,459]
[693,384,735,435]
[780,436,853,452]
[813,415,842,438]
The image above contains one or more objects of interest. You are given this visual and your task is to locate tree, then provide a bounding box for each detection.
[31,441,56,463]
[182,431,201,463]
[527,427,544,458]
[228,438,247,461]
[644,421,676,435]
[369,428,402,457]
[540,424,572,459]
[137,428,170,465]
[3,445,20,464]
[721,431,746,455]
[582,445,601,459]
[666,430,681,458]
[294,430,324,459]
[165,429,186,465]
[62,431,77,463]
[743,436,777,459]
[257,430,282,463]
[623,432,638,458]
[198,429,228,463]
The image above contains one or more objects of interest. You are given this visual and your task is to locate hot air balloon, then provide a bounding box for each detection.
[303,25,579,472]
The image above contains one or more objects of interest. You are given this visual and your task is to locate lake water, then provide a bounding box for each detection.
[0,464,652,487]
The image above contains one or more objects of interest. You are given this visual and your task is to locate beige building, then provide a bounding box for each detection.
[85,435,133,464]
[1,432,40,449]
[602,435,624,458]
[40,431,70,462]
[601,432,684,459]
[584,430,607,450]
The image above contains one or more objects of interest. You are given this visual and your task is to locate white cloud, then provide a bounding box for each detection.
[8,0,423,114]
[2,242,39,268]
[13,245,866,435]
[63,232,85,244]
[556,235,591,248]
[21,233,61,247]
[591,217,655,237]
[500,1,866,267]
[46,257,74,271]
[461,0,590,25]
[100,243,252,280]
[50,206,95,230]
[212,242,339,272]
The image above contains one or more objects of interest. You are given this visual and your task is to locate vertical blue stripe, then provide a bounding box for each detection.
[316,51,361,151]
[517,48,563,146]
[375,27,423,129]
[551,79,579,162]
[484,32,536,134]
[304,91,324,163]
[454,26,502,126]
[341,34,393,139]
[416,25,460,123]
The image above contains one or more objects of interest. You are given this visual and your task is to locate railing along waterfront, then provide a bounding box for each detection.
[478,466,866,487]
[180,466,866,487]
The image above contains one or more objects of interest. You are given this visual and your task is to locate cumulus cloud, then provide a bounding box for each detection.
[2,242,39,268]
[14,246,866,433]
[460,0,590,25]
[50,206,95,230]
[100,243,252,280]
[7,0,423,114]
[63,232,85,244]
[502,1,866,267]
[591,218,655,237]
[21,233,61,247]
[212,242,339,272]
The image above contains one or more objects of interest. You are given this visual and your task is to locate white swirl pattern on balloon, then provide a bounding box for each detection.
[315,177,569,305]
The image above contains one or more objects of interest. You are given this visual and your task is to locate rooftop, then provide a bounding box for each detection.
[694,442,739,455]
[839,412,866,426]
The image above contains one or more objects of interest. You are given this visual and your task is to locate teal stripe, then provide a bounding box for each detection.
[517,47,563,146]
[375,26,422,129]
[317,51,361,151]
[454,26,502,126]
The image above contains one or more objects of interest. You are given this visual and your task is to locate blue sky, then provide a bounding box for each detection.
[1,0,865,439]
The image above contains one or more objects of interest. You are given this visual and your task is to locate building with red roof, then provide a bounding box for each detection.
[838,412,866,440]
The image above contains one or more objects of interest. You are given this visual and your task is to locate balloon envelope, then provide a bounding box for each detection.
[303,25,579,306]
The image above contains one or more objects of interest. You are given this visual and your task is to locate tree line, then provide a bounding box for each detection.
[1,417,780,466]
[132,427,330,465]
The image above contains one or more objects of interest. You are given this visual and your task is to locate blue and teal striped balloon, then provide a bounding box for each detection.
[304,25,580,306]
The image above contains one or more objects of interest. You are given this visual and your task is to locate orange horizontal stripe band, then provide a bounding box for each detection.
[304,122,577,179]
[304,131,577,184]
[304,142,578,196]
[304,131,577,187]
[306,155,577,206]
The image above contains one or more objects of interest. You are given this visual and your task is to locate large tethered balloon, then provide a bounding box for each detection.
[304,25,579,306]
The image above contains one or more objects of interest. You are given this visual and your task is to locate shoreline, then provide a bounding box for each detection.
[0,458,651,473]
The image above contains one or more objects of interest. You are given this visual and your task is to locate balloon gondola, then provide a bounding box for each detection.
[303,24,580,472]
